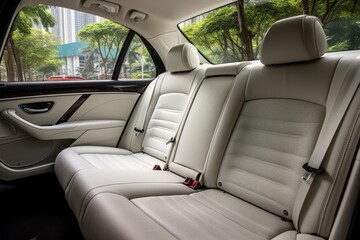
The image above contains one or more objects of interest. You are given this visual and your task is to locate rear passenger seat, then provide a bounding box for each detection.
[56,15,360,240]
[64,62,249,221]
[55,43,207,190]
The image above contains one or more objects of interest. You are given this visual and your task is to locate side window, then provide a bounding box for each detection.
[179,1,360,64]
[120,34,156,80]
[0,4,158,82]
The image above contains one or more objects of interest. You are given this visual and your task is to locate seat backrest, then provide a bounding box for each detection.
[296,52,360,237]
[203,15,341,225]
[119,43,205,161]
[168,62,249,179]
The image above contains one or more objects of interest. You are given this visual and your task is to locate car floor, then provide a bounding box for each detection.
[0,173,84,240]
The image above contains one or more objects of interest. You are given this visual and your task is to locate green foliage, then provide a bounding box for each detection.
[325,18,360,50]
[14,4,56,34]
[131,71,152,79]
[181,0,360,63]
[78,20,129,78]
[79,46,99,79]
[1,4,58,81]
[12,29,62,80]
[122,35,156,79]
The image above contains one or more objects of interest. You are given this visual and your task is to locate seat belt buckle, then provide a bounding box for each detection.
[183,177,193,187]
[302,163,324,182]
[152,164,161,170]
[134,127,144,136]
[190,180,203,190]
[302,171,313,182]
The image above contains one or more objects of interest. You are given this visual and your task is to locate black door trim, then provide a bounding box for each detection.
[56,94,91,124]
[0,80,150,99]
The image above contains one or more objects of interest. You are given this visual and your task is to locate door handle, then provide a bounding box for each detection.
[23,107,50,114]
[19,101,54,114]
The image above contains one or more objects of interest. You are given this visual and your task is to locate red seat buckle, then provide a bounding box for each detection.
[183,177,193,187]
[152,164,161,170]
[190,180,202,190]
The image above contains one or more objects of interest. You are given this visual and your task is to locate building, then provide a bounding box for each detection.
[49,7,103,76]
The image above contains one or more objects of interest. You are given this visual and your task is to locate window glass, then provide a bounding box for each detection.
[0,4,130,82]
[179,0,360,64]
[120,34,156,80]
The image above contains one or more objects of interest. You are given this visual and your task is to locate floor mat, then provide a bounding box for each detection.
[0,173,84,240]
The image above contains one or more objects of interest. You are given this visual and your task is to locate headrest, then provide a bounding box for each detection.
[260,15,327,65]
[166,43,200,72]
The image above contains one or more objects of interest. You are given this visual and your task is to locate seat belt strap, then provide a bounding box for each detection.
[293,57,360,230]
[163,66,207,166]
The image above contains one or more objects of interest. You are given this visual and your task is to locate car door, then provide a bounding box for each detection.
[0,3,164,180]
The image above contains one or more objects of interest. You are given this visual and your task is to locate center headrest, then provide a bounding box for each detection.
[166,43,200,72]
[260,15,327,65]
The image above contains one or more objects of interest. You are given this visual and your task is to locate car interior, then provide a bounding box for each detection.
[0,0,360,239]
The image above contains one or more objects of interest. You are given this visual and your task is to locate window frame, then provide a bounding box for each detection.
[112,30,165,80]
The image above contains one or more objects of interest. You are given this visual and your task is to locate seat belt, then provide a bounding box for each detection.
[293,57,360,230]
[163,66,207,166]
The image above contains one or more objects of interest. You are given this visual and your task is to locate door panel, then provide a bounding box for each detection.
[69,93,138,121]
[0,87,142,180]
[0,95,81,126]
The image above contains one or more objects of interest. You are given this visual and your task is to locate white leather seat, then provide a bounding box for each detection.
[79,15,360,240]
[55,43,205,190]
[64,62,249,221]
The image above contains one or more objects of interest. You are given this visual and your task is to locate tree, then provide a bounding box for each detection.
[181,0,299,62]
[182,6,244,63]
[301,0,359,24]
[125,38,142,78]
[299,0,360,49]
[12,29,62,80]
[181,0,359,63]
[2,4,56,81]
[78,20,128,79]
[236,0,254,60]
[121,35,156,79]
[80,46,99,79]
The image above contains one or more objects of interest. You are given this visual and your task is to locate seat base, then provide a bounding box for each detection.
[55,146,165,190]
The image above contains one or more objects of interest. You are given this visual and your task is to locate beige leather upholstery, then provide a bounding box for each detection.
[272,231,325,240]
[55,43,205,190]
[168,62,249,177]
[66,170,194,222]
[216,55,339,221]
[141,71,201,161]
[295,54,360,236]
[166,43,200,72]
[82,193,177,240]
[217,99,326,220]
[260,15,327,65]
[56,16,360,240]
[83,189,293,240]
[56,146,165,189]
[64,62,249,221]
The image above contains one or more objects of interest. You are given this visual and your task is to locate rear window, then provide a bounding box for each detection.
[179,0,360,64]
